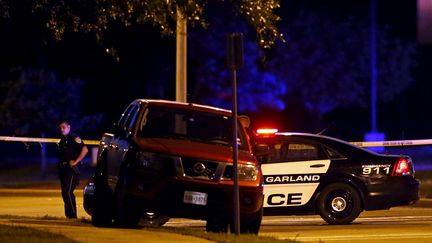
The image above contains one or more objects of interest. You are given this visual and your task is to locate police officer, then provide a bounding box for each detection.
[58,120,88,219]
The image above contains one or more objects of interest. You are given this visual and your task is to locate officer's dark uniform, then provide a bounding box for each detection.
[58,132,85,218]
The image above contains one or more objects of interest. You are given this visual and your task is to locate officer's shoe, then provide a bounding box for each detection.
[66,215,77,220]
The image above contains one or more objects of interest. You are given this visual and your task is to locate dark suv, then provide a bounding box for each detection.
[84,99,263,233]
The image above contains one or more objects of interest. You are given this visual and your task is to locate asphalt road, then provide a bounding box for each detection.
[0,188,431,242]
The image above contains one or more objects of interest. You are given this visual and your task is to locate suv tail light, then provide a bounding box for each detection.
[392,158,413,176]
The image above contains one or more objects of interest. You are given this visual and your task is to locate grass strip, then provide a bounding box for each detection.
[149,226,295,242]
[0,215,294,243]
[0,224,76,243]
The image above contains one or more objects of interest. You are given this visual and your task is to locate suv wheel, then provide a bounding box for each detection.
[206,216,229,233]
[139,212,170,228]
[91,179,113,227]
[238,207,263,234]
[91,153,113,227]
[228,207,263,234]
[113,175,141,228]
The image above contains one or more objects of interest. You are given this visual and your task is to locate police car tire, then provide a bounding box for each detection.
[317,183,362,225]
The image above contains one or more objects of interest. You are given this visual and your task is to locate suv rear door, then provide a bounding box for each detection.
[105,101,141,190]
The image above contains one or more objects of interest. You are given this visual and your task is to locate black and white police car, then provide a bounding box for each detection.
[254,129,420,225]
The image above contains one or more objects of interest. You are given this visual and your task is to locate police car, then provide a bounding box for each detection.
[254,129,420,225]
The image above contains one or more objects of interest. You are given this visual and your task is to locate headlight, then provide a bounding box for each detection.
[223,164,257,181]
[238,164,258,180]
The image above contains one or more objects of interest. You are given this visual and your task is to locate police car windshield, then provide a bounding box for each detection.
[138,106,246,149]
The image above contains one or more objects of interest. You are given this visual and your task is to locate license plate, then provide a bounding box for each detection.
[183,191,208,206]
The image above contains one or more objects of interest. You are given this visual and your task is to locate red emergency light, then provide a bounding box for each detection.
[256,128,278,135]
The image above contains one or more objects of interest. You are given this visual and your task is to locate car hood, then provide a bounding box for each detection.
[133,137,256,164]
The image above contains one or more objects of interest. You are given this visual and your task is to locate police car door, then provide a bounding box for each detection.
[261,138,330,208]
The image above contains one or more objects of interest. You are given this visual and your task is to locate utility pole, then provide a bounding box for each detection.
[365,0,385,152]
[176,8,187,102]
[370,0,378,133]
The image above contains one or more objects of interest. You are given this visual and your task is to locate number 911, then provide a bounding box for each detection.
[362,166,390,175]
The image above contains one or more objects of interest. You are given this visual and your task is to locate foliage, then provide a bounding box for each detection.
[270,11,416,116]
[0,0,9,18]
[0,0,284,53]
[190,9,416,118]
[190,24,287,111]
[0,67,103,137]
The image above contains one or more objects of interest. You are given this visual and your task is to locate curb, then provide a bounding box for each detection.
[412,198,432,208]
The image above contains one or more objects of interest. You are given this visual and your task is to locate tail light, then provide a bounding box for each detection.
[392,158,413,176]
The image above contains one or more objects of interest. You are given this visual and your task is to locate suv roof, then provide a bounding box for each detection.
[135,99,232,115]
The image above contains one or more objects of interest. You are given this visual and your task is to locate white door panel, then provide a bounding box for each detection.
[264,183,319,207]
[262,159,331,207]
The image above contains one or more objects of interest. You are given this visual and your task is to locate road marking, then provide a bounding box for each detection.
[261,215,432,225]
[276,233,432,241]
[166,215,432,227]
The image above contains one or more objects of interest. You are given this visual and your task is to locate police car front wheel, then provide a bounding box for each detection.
[317,183,362,225]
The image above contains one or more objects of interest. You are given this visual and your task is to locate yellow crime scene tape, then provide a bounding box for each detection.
[0,136,100,146]
[1,135,432,147]
[350,139,432,147]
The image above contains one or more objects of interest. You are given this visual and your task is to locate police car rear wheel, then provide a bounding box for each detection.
[317,183,362,225]
[331,196,347,212]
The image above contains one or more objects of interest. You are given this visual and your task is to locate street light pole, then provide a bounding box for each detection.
[227,33,244,235]
[370,0,378,133]
[364,0,385,152]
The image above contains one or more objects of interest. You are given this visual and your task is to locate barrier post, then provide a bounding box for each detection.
[40,133,47,177]
[91,147,99,166]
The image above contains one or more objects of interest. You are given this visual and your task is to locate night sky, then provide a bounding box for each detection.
[0,0,431,141]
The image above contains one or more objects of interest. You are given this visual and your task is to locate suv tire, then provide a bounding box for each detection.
[91,153,113,227]
[139,212,170,228]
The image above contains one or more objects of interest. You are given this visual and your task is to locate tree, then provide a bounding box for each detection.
[189,9,416,126]
[270,11,415,117]
[188,20,287,112]
[0,0,283,52]
[0,67,103,137]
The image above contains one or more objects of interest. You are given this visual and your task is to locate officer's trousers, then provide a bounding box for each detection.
[59,169,80,218]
